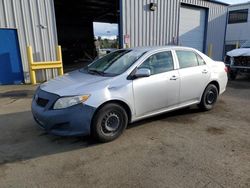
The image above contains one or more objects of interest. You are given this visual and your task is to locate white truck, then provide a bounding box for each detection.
[225,41,250,80]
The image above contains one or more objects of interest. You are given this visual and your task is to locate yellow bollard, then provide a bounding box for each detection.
[236,41,239,49]
[27,46,37,84]
[208,44,213,58]
[27,45,64,85]
[56,45,64,75]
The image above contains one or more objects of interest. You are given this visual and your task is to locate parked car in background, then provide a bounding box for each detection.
[225,41,250,80]
[32,46,228,142]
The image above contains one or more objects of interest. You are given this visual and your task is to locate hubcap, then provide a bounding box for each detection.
[206,90,216,104]
[101,112,120,134]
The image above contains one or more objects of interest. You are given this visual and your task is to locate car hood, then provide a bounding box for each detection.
[40,70,112,96]
[227,48,250,57]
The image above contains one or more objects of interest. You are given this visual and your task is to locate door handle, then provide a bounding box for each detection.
[202,69,208,74]
[170,75,178,80]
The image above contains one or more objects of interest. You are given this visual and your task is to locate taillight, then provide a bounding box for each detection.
[224,66,229,73]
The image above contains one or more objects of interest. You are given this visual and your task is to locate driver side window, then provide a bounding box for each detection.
[138,51,174,75]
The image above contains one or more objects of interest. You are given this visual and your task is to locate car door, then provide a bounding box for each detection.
[132,51,180,117]
[175,50,211,104]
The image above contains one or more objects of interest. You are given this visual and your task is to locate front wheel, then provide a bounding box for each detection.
[199,84,218,111]
[91,103,128,142]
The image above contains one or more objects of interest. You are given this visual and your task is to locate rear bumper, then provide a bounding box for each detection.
[31,88,96,136]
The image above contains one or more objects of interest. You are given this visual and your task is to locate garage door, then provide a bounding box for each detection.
[179,6,206,52]
[0,29,24,85]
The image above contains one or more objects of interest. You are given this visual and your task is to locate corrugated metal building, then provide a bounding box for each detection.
[0,0,228,84]
[0,0,58,84]
[225,2,250,52]
[121,0,228,60]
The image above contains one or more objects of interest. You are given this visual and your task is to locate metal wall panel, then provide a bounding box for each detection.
[121,0,228,60]
[179,6,206,52]
[226,3,250,45]
[0,0,58,83]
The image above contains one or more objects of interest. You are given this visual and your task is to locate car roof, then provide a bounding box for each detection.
[125,46,197,53]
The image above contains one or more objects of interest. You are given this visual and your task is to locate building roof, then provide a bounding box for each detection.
[207,0,229,6]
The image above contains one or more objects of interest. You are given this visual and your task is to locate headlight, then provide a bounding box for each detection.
[53,95,90,109]
[230,57,234,65]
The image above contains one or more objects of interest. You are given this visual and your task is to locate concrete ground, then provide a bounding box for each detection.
[0,78,250,188]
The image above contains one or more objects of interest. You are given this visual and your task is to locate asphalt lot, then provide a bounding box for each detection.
[0,77,250,188]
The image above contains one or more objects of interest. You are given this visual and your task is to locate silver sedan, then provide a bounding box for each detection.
[32,46,228,142]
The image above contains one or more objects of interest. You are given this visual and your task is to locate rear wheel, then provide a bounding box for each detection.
[91,103,128,142]
[199,84,218,111]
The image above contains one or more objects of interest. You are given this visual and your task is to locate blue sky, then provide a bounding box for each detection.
[93,22,118,39]
[218,0,249,4]
[94,0,250,38]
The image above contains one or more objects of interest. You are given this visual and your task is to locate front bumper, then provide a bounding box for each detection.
[31,88,96,136]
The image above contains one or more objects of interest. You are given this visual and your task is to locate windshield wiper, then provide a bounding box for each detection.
[88,69,105,76]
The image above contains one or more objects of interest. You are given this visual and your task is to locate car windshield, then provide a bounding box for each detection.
[85,49,145,76]
[241,41,250,48]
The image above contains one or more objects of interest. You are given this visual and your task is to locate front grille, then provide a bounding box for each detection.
[234,56,250,67]
[36,97,49,107]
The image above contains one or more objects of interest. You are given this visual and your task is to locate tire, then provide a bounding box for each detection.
[229,70,237,80]
[91,103,128,142]
[199,84,218,111]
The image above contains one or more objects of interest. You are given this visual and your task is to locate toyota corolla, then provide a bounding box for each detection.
[32,46,228,142]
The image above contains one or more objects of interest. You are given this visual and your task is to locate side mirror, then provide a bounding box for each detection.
[134,68,151,78]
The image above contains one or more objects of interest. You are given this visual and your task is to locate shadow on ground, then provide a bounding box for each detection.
[0,105,205,165]
[0,77,249,165]
[0,90,34,99]
[0,109,102,164]
[227,74,250,89]
[128,106,203,129]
